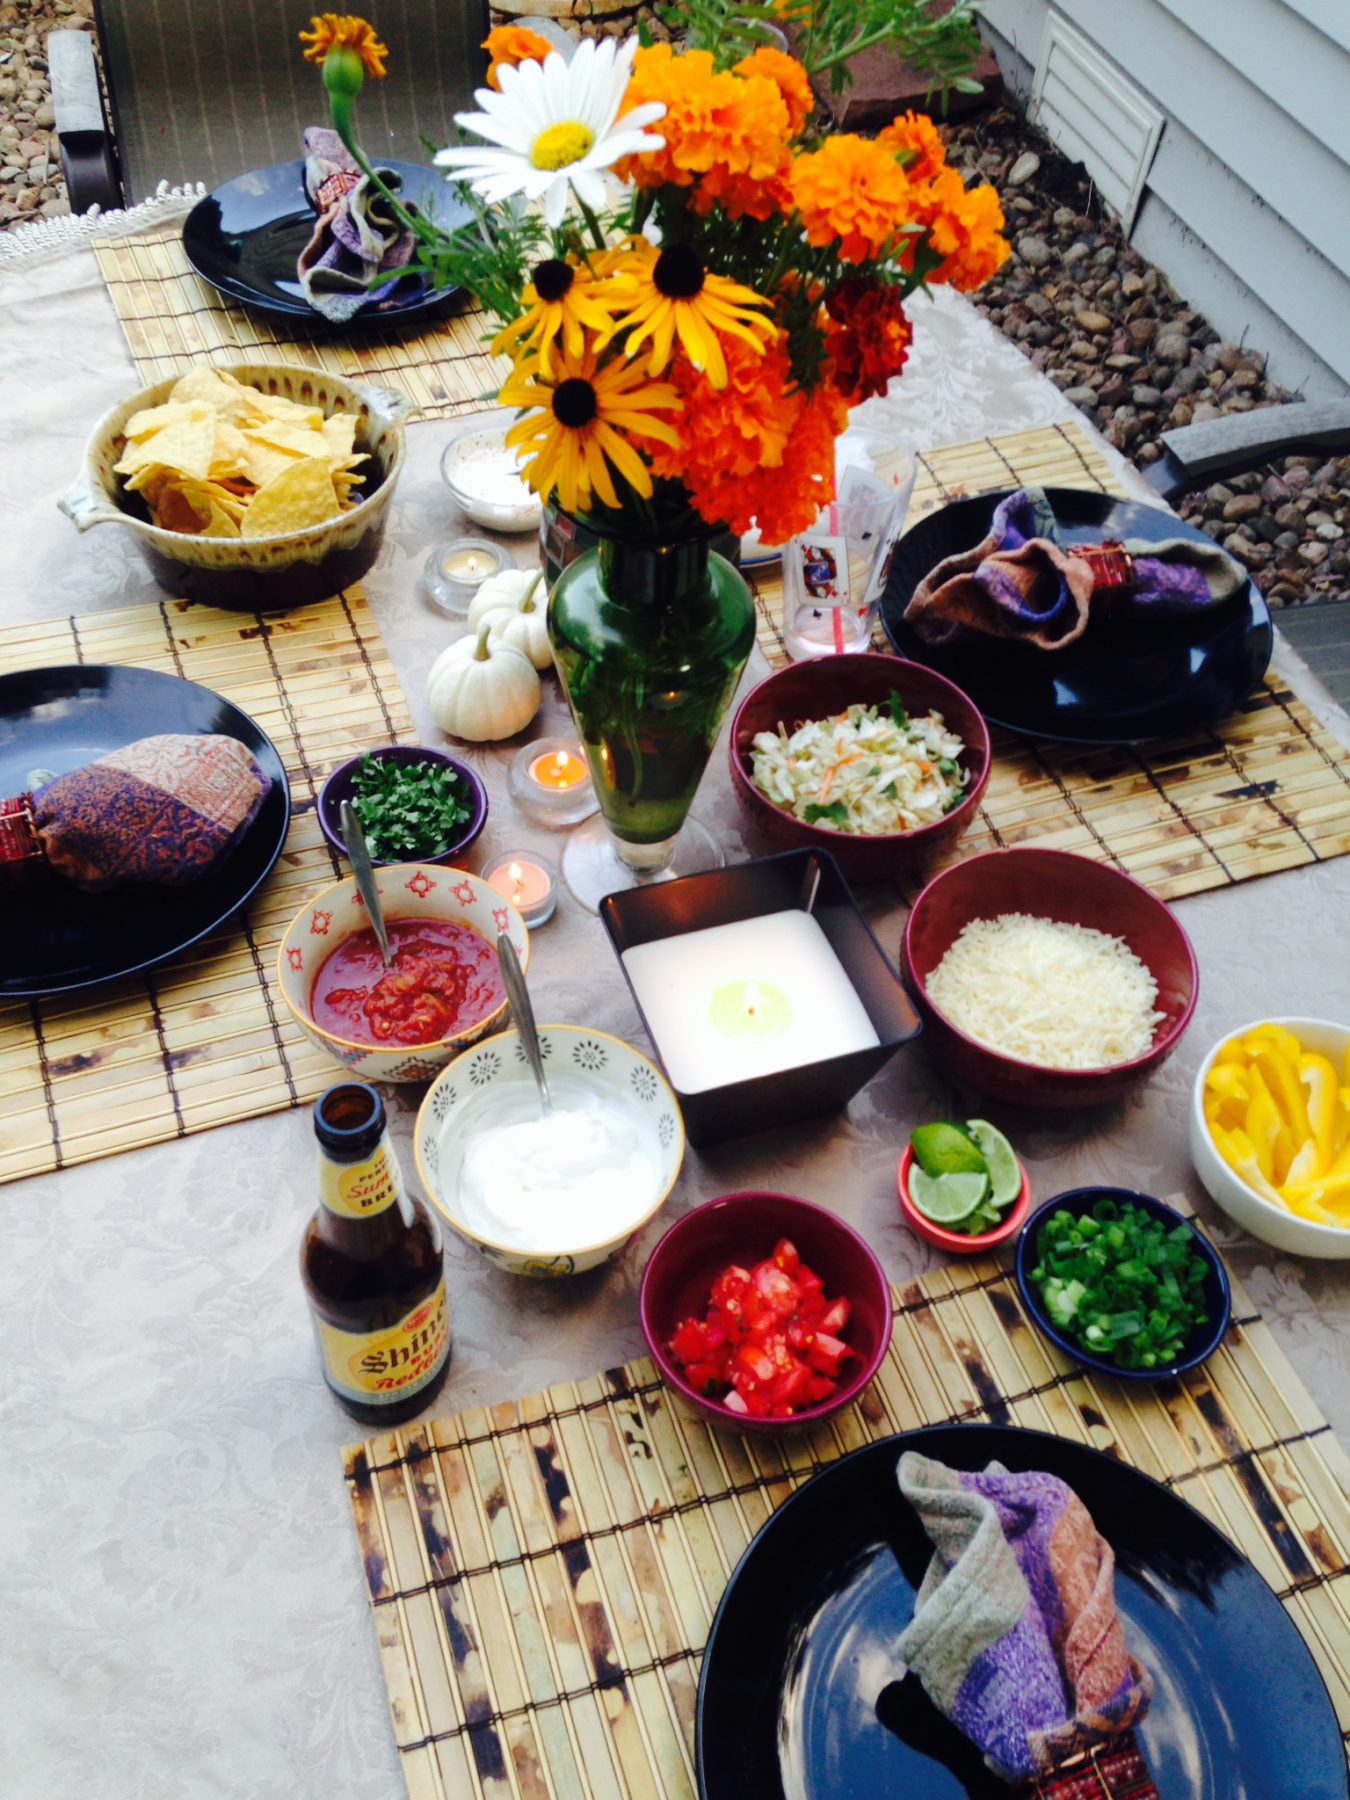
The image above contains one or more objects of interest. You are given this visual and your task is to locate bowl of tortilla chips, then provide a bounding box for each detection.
[60,362,413,610]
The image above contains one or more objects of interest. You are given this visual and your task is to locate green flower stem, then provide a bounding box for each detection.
[575,196,610,255]
[327,83,439,249]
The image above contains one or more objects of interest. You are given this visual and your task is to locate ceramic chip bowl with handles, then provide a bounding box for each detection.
[414,1025,686,1277]
[59,361,412,610]
[275,863,528,1084]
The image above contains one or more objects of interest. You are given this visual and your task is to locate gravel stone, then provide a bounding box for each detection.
[1017,234,1052,267]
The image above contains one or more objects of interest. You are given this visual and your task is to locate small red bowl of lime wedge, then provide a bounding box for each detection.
[898,1120,1031,1254]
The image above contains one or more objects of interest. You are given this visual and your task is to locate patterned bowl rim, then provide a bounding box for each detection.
[87,361,408,549]
[414,1023,687,1260]
[273,865,528,1054]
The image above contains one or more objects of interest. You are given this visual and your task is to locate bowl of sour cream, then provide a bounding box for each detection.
[414,1024,686,1277]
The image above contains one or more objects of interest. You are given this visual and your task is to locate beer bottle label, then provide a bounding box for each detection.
[320,1139,402,1219]
[313,1282,451,1408]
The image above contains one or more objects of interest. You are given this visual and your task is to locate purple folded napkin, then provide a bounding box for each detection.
[904,486,1247,650]
[11,734,270,891]
[896,1451,1154,1790]
[297,126,423,324]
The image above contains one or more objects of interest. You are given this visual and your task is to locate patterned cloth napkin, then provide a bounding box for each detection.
[895,1451,1154,1790]
[9,734,270,890]
[297,127,423,324]
[904,486,1247,650]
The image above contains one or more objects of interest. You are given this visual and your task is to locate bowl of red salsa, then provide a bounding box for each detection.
[639,1191,893,1434]
[276,863,529,1082]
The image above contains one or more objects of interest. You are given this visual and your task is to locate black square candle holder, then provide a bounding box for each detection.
[600,848,921,1146]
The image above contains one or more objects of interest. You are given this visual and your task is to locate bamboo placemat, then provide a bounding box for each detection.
[343,1209,1350,1798]
[752,421,1350,901]
[93,230,510,421]
[0,589,413,1185]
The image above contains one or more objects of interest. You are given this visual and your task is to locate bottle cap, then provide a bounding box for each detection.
[314,1082,386,1158]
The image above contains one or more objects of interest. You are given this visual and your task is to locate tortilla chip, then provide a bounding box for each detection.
[116,368,369,530]
[242,458,341,536]
[251,389,325,428]
[321,413,359,461]
[114,403,217,481]
[169,368,267,425]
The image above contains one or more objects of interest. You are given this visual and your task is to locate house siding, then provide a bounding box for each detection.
[979,0,1350,396]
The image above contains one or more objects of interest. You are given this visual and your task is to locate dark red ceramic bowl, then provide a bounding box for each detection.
[639,1191,893,1435]
[318,744,488,869]
[729,653,991,879]
[902,847,1199,1108]
[898,1142,1031,1254]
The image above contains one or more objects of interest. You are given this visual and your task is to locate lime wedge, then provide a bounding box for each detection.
[965,1120,1022,1209]
[908,1167,989,1225]
[910,1122,988,1179]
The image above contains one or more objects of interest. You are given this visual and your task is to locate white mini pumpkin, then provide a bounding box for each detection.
[427,623,541,742]
[467,567,551,671]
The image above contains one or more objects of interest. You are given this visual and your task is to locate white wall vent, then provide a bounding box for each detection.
[1029,15,1164,231]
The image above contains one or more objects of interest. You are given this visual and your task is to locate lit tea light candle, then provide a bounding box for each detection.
[508,735,598,828]
[423,536,509,616]
[484,849,558,928]
[532,749,588,792]
[710,979,792,1040]
[622,911,877,1093]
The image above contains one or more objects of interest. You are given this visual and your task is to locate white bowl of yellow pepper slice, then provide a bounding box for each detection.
[1191,1017,1350,1257]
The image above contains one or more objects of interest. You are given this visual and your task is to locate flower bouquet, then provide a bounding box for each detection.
[302,4,1009,903]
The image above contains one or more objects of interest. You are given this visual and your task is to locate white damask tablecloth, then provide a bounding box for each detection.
[2,219,1349,1800]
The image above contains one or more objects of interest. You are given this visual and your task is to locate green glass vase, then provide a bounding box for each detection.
[548,520,755,908]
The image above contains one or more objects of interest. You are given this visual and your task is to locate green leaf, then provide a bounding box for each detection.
[803,800,849,826]
[350,754,474,861]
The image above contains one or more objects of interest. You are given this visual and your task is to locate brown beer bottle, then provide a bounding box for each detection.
[301,1081,451,1424]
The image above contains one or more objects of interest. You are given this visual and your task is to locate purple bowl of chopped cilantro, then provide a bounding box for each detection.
[1014,1187,1231,1380]
[318,746,488,869]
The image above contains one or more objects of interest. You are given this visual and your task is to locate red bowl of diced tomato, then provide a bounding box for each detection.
[639,1191,893,1433]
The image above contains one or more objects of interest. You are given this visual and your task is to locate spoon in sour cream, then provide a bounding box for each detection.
[497,932,551,1117]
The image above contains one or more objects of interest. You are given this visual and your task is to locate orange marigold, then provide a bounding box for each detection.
[875,110,947,185]
[616,45,793,220]
[824,280,912,403]
[917,166,1011,291]
[647,335,795,489]
[733,46,813,138]
[481,24,554,90]
[711,377,848,543]
[299,14,388,79]
[788,135,913,263]
[659,340,848,541]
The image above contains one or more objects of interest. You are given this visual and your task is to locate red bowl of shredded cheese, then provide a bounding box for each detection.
[902,847,1199,1108]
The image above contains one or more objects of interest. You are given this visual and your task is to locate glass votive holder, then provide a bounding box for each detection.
[440,422,542,535]
[782,493,898,661]
[424,536,509,616]
[508,736,598,829]
[482,849,559,928]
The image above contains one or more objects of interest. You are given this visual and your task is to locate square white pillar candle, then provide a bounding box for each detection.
[621,909,879,1095]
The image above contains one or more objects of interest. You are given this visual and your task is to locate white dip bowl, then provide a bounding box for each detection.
[415,1024,685,1276]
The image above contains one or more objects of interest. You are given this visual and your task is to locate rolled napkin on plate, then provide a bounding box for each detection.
[895,1450,1155,1796]
[0,734,270,890]
[905,486,1247,650]
[296,126,424,323]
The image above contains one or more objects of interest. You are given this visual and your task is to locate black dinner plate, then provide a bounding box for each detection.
[881,489,1273,744]
[182,158,467,323]
[0,665,290,998]
[697,1425,1345,1800]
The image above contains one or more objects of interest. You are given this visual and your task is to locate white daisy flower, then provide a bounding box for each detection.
[434,36,666,229]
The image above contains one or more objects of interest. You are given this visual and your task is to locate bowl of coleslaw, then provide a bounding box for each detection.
[729,654,991,878]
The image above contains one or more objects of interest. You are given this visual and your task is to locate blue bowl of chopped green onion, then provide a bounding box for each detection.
[319,745,488,869]
[1014,1187,1231,1380]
